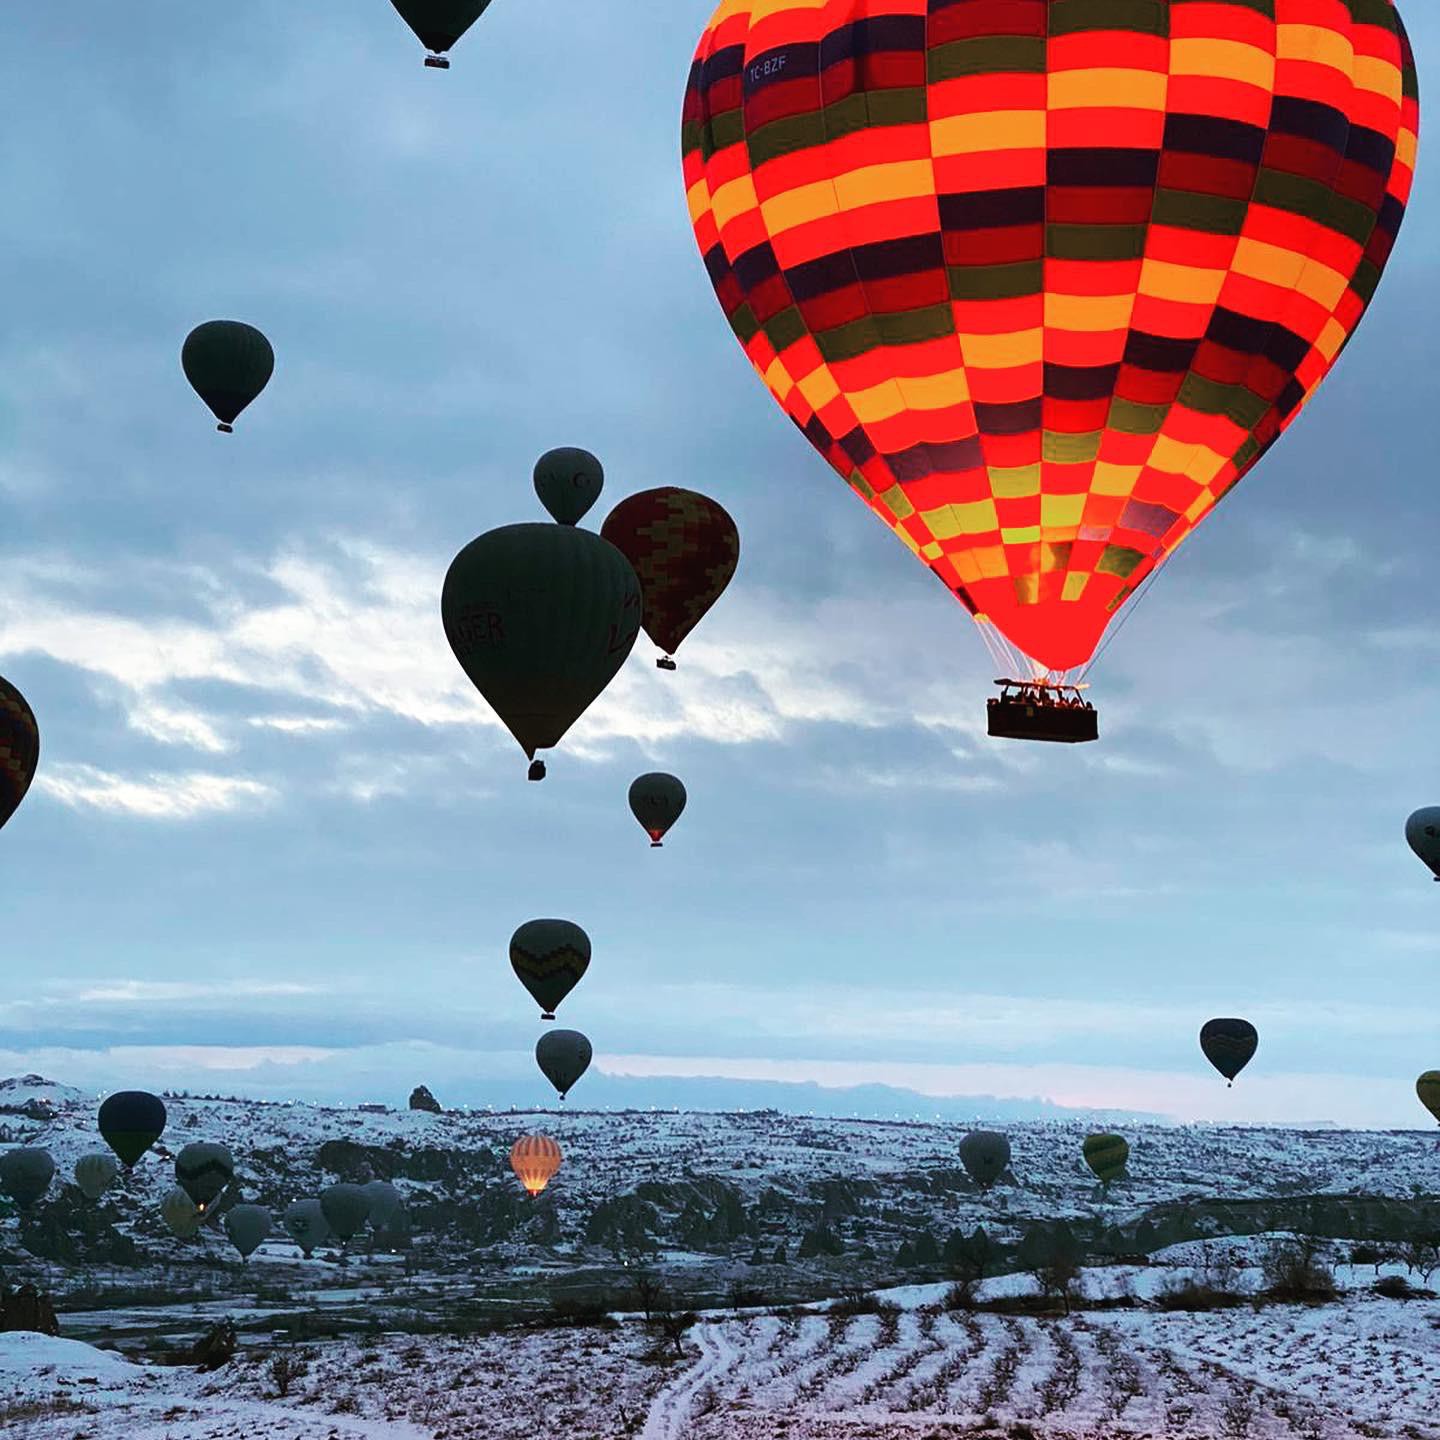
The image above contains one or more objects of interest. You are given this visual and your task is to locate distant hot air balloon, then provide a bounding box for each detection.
[0,1148,55,1209]
[389,0,494,68]
[1406,809,1440,881]
[1083,1134,1130,1190]
[441,524,642,780]
[602,488,738,669]
[162,1186,202,1240]
[98,1091,166,1168]
[1200,1019,1259,1087]
[181,321,274,433]
[535,448,604,527]
[628,773,687,847]
[283,1198,332,1257]
[224,1203,272,1261]
[175,1142,235,1214]
[682,0,1419,723]
[958,1131,1011,1193]
[510,919,591,1021]
[510,1135,562,1198]
[320,1183,372,1243]
[364,1179,403,1231]
[0,677,38,834]
[1417,1072,1440,1125]
[536,1029,592,1101]
[74,1153,119,1203]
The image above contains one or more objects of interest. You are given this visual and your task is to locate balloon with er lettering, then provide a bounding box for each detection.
[442,524,641,780]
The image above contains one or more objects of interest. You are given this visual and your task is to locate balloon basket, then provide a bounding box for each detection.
[424,55,450,69]
[650,840,662,848]
[987,680,1097,744]
[656,656,677,671]
[216,423,234,434]
[527,760,547,781]
[541,1011,555,1021]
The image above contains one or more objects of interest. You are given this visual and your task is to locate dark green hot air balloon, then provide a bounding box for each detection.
[74,1152,119,1203]
[1200,1018,1259,1087]
[441,523,641,780]
[1082,1133,1129,1190]
[536,1029,592,1101]
[0,677,39,834]
[98,1091,166,1168]
[283,1198,332,1256]
[628,773,687,847]
[535,447,604,527]
[320,1182,372,1242]
[510,919,590,1020]
[181,320,274,433]
[162,1186,202,1240]
[958,1130,1011,1193]
[390,0,495,68]
[364,1179,403,1230]
[224,1203,272,1261]
[0,1148,55,1209]
[175,1142,235,1212]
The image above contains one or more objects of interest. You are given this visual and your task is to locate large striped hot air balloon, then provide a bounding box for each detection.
[682,1,1418,717]
[510,1135,563,1198]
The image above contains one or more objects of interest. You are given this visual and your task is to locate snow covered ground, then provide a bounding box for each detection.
[4,1280,1438,1440]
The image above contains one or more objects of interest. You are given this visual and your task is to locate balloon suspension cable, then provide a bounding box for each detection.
[1078,558,1166,685]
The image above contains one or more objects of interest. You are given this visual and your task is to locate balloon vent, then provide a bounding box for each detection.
[424,55,450,69]
[216,423,234,434]
[987,681,1097,745]
[656,656,677,671]
[527,760,547,782]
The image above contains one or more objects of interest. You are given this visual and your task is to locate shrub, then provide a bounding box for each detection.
[829,1287,900,1319]
[1155,1277,1245,1312]
[1262,1239,1336,1302]
[1375,1274,1419,1300]
[268,1348,310,1398]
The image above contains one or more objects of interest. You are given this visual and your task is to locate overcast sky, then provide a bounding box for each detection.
[0,3,1435,1129]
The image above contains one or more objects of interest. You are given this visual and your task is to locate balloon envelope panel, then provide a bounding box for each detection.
[682,0,1419,672]
[441,524,641,759]
[601,489,739,656]
[510,919,591,1017]
[510,1134,562,1197]
[1200,1018,1259,1082]
[1083,1133,1130,1185]
[181,321,274,428]
[390,0,494,53]
[535,447,604,526]
[0,1148,55,1208]
[0,676,39,832]
[98,1091,167,1167]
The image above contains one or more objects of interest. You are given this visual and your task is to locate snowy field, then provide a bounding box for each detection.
[4,1281,1438,1440]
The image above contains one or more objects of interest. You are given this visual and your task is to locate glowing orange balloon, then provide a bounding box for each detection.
[682,1,1419,673]
[510,1134,562,1198]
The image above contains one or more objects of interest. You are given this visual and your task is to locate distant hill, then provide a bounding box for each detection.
[515,1071,1167,1126]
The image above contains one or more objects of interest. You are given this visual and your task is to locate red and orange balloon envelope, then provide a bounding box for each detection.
[510,1134,562,1198]
[682,1,1418,676]
[602,488,739,666]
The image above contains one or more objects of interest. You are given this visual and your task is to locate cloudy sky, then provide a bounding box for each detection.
[0,3,1435,1128]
